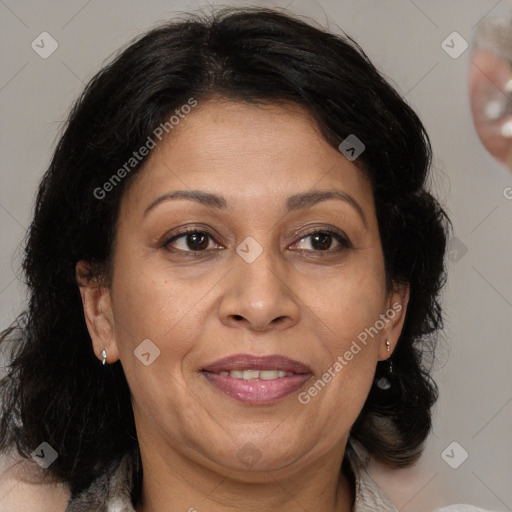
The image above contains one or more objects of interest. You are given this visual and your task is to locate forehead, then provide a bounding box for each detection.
[120,98,373,214]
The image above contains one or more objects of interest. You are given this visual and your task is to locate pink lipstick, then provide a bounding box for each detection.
[201,354,313,404]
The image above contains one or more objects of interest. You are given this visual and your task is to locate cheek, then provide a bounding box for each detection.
[110,253,216,373]
[113,252,196,330]
[318,261,387,349]
[110,258,210,430]
[301,260,386,414]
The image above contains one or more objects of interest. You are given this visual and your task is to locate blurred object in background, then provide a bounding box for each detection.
[469,15,512,170]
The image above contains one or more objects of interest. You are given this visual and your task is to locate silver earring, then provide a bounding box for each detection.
[386,340,393,374]
[389,358,393,374]
[375,340,392,390]
[101,349,107,365]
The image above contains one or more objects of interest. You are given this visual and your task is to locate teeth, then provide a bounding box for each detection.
[217,370,294,380]
[243,369,261,380]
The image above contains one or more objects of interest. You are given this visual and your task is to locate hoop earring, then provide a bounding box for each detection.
[101,349,107,365]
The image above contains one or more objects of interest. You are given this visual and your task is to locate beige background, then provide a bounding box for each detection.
[1,0,511,510]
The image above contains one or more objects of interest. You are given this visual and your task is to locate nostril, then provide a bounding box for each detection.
[233,315,244,321]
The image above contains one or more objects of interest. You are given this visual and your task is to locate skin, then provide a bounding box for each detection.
[76,98,409,512]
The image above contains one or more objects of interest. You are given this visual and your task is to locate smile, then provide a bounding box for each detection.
[201,354,313,404]
[218,369,295,379]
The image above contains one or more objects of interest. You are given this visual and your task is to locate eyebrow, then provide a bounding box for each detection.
[143,189,367,227]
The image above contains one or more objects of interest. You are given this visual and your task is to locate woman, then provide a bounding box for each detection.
[0,6,486,511]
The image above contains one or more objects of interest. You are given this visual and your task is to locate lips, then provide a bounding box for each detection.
[201,354,313,404]
[202,354,312,374]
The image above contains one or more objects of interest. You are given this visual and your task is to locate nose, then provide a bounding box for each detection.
[218,245,300,332]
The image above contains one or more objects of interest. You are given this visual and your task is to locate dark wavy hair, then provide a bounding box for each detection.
[0,6,451,497]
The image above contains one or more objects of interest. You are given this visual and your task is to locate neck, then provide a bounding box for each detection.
[134,438,355,512]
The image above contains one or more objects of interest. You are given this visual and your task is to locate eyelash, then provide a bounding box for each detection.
[162,226,352,257]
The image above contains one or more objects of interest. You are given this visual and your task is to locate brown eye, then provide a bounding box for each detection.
[309,232,334,251]
[165,230,216,252]
[292,229,351,252]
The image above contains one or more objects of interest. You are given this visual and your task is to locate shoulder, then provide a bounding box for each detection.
[0,449,70,512]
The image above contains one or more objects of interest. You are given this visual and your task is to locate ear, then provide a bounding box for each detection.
[378,281,410,361]
[75,260,120,364]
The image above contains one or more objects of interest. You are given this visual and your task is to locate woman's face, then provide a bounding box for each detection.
[79,98,408,478]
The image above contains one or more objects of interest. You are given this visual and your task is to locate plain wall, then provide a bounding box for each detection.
[1,0,511,510]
